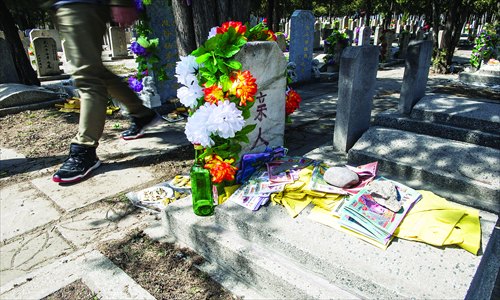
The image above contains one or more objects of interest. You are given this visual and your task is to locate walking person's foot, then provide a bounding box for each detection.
[53,143,101,183]
[121,112,162,140]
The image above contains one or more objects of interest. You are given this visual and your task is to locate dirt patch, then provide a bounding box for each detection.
[42,279,98,300]
[99,231,239,300]
[0,108,129,158]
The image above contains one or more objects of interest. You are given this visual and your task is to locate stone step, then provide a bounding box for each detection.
[163,196,498,299]
[348,127,500,214]
[410,94,500,134]
[374,110,500,149]
[164,199,359,299]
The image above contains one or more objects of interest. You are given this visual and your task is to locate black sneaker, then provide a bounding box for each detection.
[53,144,101,183]
[121,112,161,140]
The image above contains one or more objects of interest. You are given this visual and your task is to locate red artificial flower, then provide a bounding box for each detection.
[203,84,224,104]
[263,29,277,41]
[216,21,247,35]
[229,70,257,106]
[204,155,238,183]
[285,87,301,115]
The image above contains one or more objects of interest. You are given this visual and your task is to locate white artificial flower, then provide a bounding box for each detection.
[177,76,203,108]
[175,55,198,86]
[184,103,214,147]
[207,100,244,139]
[207,26,218,39]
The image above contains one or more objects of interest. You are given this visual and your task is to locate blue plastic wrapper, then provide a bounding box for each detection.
[236,146,288,184]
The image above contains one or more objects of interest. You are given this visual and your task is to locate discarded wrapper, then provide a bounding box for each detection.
[127,181,191,212]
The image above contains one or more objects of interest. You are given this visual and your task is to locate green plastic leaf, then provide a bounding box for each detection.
[220,75,231,91]
[191,46,206,57]
[242,109,251,119]
[196,53,212,64]
[148,38,159,48]
[225,60,242,70]
[205,36,218,51]
[235,36,247,47]
[137,36,150,48]
[223,45,241,58]
[238,123,257,135]
[216,58,229,74]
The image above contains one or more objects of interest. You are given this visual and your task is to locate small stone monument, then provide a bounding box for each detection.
[275,33,287,52]
[437,30,445,49]
[139,76,161,108]
[109,27,129,58]
[235,42,287,155]
[399,31,410,59]
[358,26,371,46]
[373,26,381,45]
[314,22,321,49]
[32,37,62,77]
[29,29,62,52]
[289,10,314,83]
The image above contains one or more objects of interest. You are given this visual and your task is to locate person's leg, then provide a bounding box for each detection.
[57,3,110,147]
[53,3,109,182]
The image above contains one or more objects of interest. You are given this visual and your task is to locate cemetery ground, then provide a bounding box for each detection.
[1,49,499,299]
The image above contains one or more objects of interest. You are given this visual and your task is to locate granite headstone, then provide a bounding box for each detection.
[333,46,379,152]
[147,0,178,101]
[235,42,287,156]
[289,10,314,83]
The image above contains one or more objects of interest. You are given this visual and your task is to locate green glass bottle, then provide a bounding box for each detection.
[190,145,215,216]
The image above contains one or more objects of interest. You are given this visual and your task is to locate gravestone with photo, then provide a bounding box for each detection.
[32,37,62,77]
[146,0,178,101]
[289,10,314,83]
[235,41,287,156]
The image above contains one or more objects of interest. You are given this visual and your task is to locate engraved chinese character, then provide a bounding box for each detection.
[254,103,267,121]
[251,127,269,150]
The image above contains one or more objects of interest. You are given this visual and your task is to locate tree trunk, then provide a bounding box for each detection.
[266,0,274,32]
[171,0,196,56]
[191,0,218,47]
[0,0,39,86]
[272,0,280,33]
[443,0,469,69]
[230,0,250,24]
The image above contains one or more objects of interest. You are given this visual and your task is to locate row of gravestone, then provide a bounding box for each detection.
[284,10,428,83]
[0,1,178,108]
[224,39,434,157]
[280,12,491,55]
[0,26,134,81]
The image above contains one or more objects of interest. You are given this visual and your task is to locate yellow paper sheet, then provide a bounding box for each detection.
[394,190,481,255]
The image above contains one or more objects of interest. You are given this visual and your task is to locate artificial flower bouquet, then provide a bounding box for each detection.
[175,20,301,188]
